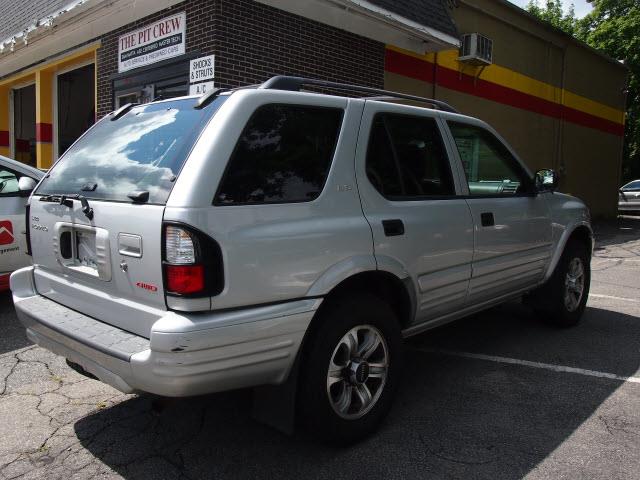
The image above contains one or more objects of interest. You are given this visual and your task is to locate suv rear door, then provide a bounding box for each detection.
[443,118,552,304]
[28,97,226,337]
[355,101,474,326]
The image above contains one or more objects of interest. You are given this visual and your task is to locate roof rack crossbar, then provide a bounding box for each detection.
[259,76,459,114]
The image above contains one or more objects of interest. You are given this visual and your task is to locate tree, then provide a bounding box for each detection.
[527,0,640,182]
[578,0,640,182]
[526,0,578,35]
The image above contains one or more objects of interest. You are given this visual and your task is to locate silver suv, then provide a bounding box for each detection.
[12,76,593,444]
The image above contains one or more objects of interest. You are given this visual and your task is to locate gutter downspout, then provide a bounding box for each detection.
[556,45,567,177]
[617,74,630,190]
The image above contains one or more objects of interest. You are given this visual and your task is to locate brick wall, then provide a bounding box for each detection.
[96,0,385,118]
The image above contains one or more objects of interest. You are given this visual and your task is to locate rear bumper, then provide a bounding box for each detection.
[11,266,320,397]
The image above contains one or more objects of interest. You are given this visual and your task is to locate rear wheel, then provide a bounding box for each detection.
[298,293,403,445]
[530,239,591,327]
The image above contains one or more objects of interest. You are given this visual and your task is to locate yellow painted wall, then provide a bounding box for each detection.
[0,86,9,158]
[0,44,98,169]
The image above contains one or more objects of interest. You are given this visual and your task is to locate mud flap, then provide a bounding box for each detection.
[251,354,301,435]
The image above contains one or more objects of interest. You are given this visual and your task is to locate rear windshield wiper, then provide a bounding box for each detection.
[39,194,94,220]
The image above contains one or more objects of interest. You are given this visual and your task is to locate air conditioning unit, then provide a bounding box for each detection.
[459,33,493,66]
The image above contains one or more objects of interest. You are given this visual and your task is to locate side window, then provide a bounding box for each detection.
[0,169,21,195]
[448,122,532,196]
[215,104,343,205]
[366,113,455,199]
[366,116,403,197]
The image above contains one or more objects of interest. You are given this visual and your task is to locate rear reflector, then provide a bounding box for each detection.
[165,264,205,295]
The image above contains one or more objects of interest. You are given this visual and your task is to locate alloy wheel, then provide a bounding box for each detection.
[564,257,585,312]
[326,325,389,420]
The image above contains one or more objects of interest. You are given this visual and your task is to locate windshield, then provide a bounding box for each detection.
[36,96,227,204]
[623,180,640,190]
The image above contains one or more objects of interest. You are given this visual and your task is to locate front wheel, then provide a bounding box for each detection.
[530,239,591,327]
[297,293,403,445]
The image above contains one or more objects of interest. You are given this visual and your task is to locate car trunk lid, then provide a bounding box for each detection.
[28,96,227,338]
[29,198,167,337]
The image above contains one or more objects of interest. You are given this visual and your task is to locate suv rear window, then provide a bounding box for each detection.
[36,97,226,204]
[214,104,343,205]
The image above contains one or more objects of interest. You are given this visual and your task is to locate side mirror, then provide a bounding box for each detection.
[535,169,558,193]
[18,176,37,197]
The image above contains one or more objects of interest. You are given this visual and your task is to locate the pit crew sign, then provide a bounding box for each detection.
[118,12,186,73]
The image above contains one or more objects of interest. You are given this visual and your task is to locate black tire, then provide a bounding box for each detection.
[529,239,591,327]
[297,293,403,445]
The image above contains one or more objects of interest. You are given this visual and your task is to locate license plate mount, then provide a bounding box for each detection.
[75,230,98,270]
[55,224,111,281]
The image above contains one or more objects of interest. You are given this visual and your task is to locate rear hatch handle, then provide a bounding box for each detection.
[40,194,94,220]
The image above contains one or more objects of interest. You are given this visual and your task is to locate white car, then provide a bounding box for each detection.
[619,179,640,215]
[0,155,43,290]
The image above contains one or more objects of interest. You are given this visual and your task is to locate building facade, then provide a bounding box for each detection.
[0,0,628,216]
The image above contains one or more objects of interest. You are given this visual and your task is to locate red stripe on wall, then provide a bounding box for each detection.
[561,106,625,137]
[434,65,563,118]
[0,131,8,148]
[385,49,625,137]
[385,49,434,83]
[36,123,53,143]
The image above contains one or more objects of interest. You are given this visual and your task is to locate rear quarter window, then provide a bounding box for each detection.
[214,104,343,205]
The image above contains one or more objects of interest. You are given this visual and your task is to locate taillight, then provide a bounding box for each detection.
[162,223,224,298]
[166,265,205,294]
[25,204,32,256]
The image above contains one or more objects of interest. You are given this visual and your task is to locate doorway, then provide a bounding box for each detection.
[12,85,36,167]
[57,63,95,157]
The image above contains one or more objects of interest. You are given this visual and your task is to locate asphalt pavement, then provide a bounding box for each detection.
[0,217,639,479]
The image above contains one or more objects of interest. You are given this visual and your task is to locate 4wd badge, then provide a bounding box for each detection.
[136,282,158,292]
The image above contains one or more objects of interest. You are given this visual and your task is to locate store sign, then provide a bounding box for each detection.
[189,81,215,96]
[189,55,215,96]
[189,55,215,83]
[118,12,186,73]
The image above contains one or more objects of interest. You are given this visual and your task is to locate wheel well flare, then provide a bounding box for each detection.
[315,271,413,330]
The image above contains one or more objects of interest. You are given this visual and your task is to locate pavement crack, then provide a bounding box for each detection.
[0,359,19,396]
[599,415,640,438]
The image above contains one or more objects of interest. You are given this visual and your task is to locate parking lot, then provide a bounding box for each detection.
[0,218,639,480]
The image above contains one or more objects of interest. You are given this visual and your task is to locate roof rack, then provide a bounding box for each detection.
[195,83,262,109]
[259,76,459,114]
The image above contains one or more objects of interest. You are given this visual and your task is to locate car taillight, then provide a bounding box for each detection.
[25,204,32,256]
[166,265,205,294]
[162,223,224,298]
